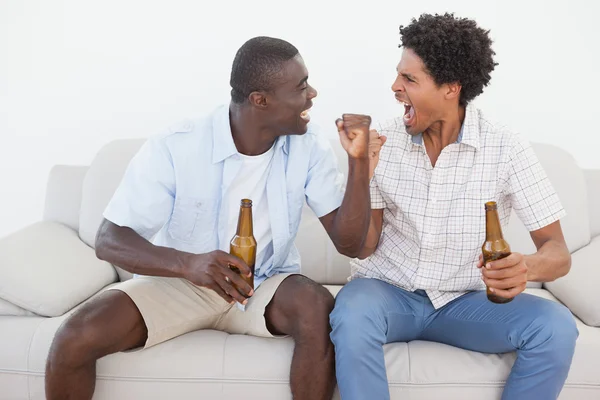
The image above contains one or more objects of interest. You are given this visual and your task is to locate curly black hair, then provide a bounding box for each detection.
[399,13,498,105]
[230,36,299,104]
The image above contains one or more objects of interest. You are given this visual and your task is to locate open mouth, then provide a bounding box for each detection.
[402,102,415,126]
[300,108,311,123]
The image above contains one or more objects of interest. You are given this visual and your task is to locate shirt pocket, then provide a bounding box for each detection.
[168,196,218,244]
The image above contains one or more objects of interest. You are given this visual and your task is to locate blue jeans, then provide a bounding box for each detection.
[330,278,578,400]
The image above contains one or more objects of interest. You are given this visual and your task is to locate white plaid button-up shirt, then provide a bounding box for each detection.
[351,104,566,308]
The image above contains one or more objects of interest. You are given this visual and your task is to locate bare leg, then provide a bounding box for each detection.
[45,290,147,400]
[265,275,336,400]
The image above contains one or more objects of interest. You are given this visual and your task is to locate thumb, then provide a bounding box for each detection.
[380,135,388,146]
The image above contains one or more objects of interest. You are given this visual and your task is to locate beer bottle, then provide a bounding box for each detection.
[482,201,513,304]
[229,198,256,291]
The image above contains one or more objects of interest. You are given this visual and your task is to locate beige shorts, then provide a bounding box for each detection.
[108,273,295,349]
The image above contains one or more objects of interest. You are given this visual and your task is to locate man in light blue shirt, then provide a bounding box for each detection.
[45,37,382,400]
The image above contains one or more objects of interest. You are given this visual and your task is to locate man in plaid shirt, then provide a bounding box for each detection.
[330,13,577,400]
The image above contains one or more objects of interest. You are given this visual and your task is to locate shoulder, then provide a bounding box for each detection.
[151,107,222,156]
[476,109,525,157]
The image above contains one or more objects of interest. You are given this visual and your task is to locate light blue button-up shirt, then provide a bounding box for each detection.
[103,105,345,287]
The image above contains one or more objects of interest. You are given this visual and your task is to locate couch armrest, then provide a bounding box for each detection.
[0,221,117,317]
[584,169,600,238]
[545,236,600,326]
[43,165,89,231]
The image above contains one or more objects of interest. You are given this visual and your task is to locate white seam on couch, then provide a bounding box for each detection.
[2,370,598,388]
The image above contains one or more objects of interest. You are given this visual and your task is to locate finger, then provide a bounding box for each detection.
[215,277,249,305]
[488,284,526,299]
[380,135,387,146]
[342,115,372,131]
[485,253,521,270]
[477,254,484,268]
[336,119,352,148]
[343,113,372,124]
[223,267,254,297]
[483,275,527,290]
[482,263,526,280]
[224,253,252,277]
[208,282,235,304]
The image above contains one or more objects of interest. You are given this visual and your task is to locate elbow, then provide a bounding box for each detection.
[94,221,112,261]
[560,253,572,278]
[337,245,361,259]
[94,232,108,261]
[546,252,572,283]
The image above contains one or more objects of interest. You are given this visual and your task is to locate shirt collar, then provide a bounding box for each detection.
[211,105,288,164]
[410,103,480,150]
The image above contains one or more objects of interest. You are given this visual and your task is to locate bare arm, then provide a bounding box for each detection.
[525,220,571,282]
[319,157,371,258]
[319,118,388,258]
[355,209,384,259]
[95,219,254,304]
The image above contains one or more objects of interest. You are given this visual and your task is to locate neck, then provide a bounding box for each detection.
[229,102,278,156]
[423,105,466,151]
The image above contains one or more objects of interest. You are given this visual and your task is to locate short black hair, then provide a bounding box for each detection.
[399,13,498,105]
[230,36,299,104]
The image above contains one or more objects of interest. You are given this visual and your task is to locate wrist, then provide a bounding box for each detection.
[348,155,369,163]
[173,250,191,279]
[524,254,538,282]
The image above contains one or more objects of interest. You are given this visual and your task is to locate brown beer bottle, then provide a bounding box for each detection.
[229,199,256,291]
[482,201,513,304]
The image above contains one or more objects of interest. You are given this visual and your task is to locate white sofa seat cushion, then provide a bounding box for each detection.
[20,288,598,400]
[0,221,117,317]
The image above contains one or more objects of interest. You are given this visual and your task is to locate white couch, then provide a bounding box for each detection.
[1,137,599,400]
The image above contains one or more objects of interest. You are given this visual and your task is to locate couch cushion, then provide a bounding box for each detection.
[545,236,600,326]
[5,285,598,400]
[79,139,145,249]
[42,165,89,232]
[0,316,45,400]
[79,139,144,282]
[504,143,590,256]
[0,298,36,317]
[0,221,117,317]
[584,169,600,238]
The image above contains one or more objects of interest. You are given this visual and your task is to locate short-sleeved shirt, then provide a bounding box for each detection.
[103,105,345,288]
[352,104,566,308]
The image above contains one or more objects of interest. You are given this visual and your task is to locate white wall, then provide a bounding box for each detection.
[1,0,599,239]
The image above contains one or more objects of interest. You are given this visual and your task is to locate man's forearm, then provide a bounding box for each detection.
[525,239,571,282]
[331,157,371,257]
[95,219,187,278]
[357,214,381,259]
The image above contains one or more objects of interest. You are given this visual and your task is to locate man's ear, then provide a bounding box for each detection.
[249,91,268,108]
[444,82,462,101]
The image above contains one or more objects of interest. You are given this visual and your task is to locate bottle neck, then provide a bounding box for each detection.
[236,206,253,237]
[485,208,504,241]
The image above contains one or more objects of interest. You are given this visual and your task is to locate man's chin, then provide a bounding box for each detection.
[404,123,418,135]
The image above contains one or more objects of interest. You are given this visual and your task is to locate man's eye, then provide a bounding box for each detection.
[301,86,308,91]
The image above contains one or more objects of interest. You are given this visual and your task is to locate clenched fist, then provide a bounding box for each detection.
[336,114,372,160]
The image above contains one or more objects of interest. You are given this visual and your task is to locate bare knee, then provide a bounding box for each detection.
[47,290,146,370]
[49,310,105,370]
[267,275,334,339]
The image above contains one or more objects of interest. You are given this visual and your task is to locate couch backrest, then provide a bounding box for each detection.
[503,143,590,256]
[77,137,590,285]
